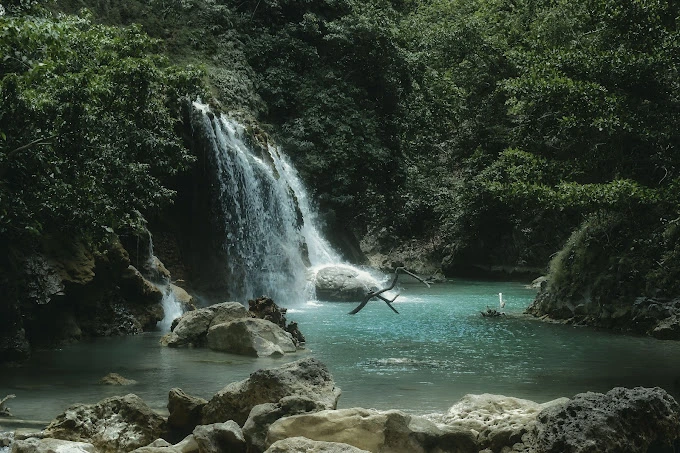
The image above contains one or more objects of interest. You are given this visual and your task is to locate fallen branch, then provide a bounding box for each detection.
[349,267,430,315]
[0,394,15,417]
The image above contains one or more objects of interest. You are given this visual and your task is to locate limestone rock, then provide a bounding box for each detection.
[43,393,166,453]
[206,318,297,357]
[11,437,97,453]
[100,372,137,386]
[651,314,680,340]
[202,358,341,426]
[243,396,328,453]
[129,435,199,453]
[266,407,478,453]
[248,297,305,345]
[167,388,208,441]
[193,421,246,453]
[171,284,194,309]
[162,302,248,348]
[529,386,680,452]
[311,265,378,302]
[265,436,371,453]
[248,297,287,329]
[425,393,568,451]
[120,265,164,305]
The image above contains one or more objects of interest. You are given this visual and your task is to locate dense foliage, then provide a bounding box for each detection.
[18,0,680,305]
[0,7,204,246]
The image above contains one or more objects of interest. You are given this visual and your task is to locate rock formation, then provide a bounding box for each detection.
[42,393,166,453]
[201,358,342,426]
[311,265,378,302]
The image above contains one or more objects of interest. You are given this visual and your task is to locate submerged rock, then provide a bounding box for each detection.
[311,265,378,302]
[202,358,341,426]
[265,436,371,453]
[100,372,137,386]
[206,318,297,357]
[43,393,166,453]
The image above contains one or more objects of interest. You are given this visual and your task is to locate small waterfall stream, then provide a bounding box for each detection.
[192,102,343,305]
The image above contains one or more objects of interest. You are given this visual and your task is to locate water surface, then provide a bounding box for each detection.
[2,279,679,429]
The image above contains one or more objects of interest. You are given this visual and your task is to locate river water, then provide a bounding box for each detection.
[2,279,680,429]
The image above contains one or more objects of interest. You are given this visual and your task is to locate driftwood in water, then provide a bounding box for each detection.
[0,394,15,417]
[348,267,430,315]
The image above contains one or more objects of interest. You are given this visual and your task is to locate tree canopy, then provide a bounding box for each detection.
[0,8,205,246]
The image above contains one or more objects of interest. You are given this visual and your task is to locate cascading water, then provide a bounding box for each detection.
[134,230,184,331]
[192,102,348,305]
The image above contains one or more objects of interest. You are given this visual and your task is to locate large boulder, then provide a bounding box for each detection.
[167,388,208,442]
[206,318,297,357]
[424,393,568,452]
[265,437,371,453]
[202,358,341,426]
[311,265,378,302]
[161,302,248,347]
[526,386,680,452]
[265,407,478,453]
[193,421,246,453]
[243,396,329,453]
[11,437,97,453]
[43,393,166,453]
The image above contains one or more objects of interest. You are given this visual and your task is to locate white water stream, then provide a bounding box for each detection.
[192,102,357,305]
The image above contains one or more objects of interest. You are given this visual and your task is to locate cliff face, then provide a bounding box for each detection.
[0,234,166,364]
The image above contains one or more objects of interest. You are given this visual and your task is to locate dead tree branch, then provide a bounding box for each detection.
[0,394,15,417]
[348,267,430,315]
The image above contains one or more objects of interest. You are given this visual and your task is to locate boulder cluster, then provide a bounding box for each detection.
[160,298,302,357]
[3,358,680,453]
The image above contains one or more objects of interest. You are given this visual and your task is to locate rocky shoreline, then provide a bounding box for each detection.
[525,279,680,341]
[1,358,679,453]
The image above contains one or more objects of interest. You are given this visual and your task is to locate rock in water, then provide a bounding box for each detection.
[202,358,341,426]
[100,372,137,385]
[43,393,166,453]
[161,302,248,347]
[206,318,297,357]
[312,265,378,302]
[529,386,680,452]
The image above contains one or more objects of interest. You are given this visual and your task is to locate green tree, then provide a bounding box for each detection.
[0,11,205,244]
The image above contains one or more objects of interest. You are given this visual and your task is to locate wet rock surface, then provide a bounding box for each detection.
[312,266,378,302]
[42,393,166,453]
[201,358,341,426]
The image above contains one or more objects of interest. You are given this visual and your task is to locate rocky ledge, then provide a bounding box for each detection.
[527,280,680,340]
[3,358,680,453]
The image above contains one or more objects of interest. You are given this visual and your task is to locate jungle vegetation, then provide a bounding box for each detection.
[2,0,679,306]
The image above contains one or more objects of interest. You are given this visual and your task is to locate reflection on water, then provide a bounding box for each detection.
[2,279,680,427]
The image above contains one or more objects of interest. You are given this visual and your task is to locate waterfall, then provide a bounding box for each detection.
[138,231,184,331]
[157,286,183,331]
[192,102,342,305]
